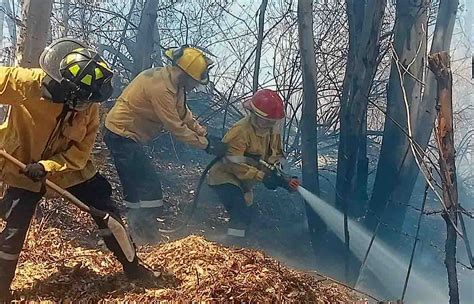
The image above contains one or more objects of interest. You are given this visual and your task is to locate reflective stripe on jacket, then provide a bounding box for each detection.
[207,116,284,205]
[0,67,98,192]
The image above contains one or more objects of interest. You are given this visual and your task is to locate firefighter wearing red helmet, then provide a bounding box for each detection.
[247,89,286,120]
[207,89,300,240]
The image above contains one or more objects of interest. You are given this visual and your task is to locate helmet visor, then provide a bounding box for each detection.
[39,38,88,83]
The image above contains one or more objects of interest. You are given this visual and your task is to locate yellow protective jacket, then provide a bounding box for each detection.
[0,67,99,193]
[105,66,208,148]
[207,116,284,205]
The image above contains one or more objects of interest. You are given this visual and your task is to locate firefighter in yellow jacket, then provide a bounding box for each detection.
[208,89,300,239]
[0,39,154,301]
[104,45,227,242]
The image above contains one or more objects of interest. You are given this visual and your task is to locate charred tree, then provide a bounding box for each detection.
[109,0,136,71]
[367,0,459,250]
[132,0,160,76]
[60,0,71,37]
[297,0,322,248]
[252,0,268,93]
[366,0,428,246]
[354,119,369,201]
[336,0,387,281]
[429,52,459,304]
[16,0,53,67]
[336,0,386,214]
[413,0,459,146]
[152,17,163,68]
[338,0,368,209]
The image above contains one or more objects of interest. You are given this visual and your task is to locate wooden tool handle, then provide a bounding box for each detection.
[0,150,98,215]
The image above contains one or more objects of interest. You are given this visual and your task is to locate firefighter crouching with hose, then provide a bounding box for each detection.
[0,39,157,302]
[104,45,228,243]
[207,89,300,240]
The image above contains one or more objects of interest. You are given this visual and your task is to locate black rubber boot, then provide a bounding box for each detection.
[0,293,11,303]
[0,285,11,303]
[126,208,161,245]
[0,258,18,304]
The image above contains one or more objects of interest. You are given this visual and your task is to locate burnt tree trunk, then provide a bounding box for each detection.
[132,0,160,76]
[413,0,459,145]
[336,0,386,283]
[111,0,136,68]
[339,0,365,113]
[389,0,460,236]
[152,17,163,68]
[354,114,369,201]
[60,0,70,37]
[429,52,459,304]
[337,0,367,213]
[16,0,53,68]
[366,0,428,247]
[367,0,459,250]
[252,0,268,93]
[297,0,322,247]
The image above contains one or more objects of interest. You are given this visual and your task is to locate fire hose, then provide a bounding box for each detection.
[158,156,298,233]
[158,156,221,233]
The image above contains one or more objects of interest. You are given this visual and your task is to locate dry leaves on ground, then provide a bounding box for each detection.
[12,226,363,303]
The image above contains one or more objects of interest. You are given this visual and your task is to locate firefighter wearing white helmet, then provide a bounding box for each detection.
[0,38,157,302]
[104,45,228,243]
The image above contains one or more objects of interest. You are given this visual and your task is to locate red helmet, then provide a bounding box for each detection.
[246,89,285,120]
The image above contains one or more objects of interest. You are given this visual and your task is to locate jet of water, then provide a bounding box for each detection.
[297,186,447,303]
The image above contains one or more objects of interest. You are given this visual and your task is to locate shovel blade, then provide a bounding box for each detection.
[106,215,136,262]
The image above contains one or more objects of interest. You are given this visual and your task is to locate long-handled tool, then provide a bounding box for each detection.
[0,150,136,262]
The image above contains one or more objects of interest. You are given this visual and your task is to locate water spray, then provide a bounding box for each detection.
[159,152,447,302]
[296,185,447,303]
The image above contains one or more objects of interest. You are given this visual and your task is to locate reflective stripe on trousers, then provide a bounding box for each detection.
[0,251,19,261]
[227,228,246,238]
[124,200,163,209]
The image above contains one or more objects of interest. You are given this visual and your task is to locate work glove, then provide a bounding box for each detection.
[263,170,300,193]
[286,178,300,192]
[205,135,228,157]
[262,170,280,190]
[20,162,47,182]
[195,124,207,137]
